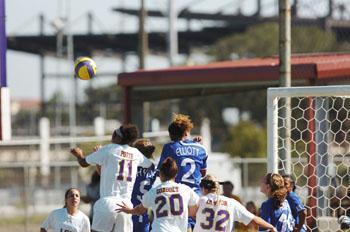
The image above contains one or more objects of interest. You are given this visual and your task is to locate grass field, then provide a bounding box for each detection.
[0,215,45,232]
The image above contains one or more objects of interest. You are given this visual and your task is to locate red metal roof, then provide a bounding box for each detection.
[118,53,350,87]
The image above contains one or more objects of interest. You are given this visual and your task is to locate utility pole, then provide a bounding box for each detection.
[168,0,178,66]
[66,2,76,139]
[138,0,149,132]
[39,14,46,116]
[138,0,147,70]
[279,0,291,174]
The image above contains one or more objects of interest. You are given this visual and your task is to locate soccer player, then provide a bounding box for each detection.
[70,124,153,232]
[282,174,307,232]
[193,175,277,232]
[117,157,199,232]
[157,114,208,194]
[157,114,208,230]
[259,173,295,232]
[40,188,90,232]
[131,138,157,232]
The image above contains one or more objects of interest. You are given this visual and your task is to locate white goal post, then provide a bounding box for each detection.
[267,85,350,231]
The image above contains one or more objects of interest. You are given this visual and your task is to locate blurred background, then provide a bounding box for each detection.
[2,0,350,231]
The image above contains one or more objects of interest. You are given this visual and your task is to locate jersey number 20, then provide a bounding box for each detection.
[155,194,183,218]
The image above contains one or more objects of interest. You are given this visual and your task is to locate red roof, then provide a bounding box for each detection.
[118,53,350,87]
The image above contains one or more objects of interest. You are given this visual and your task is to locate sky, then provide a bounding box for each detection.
[4,0,338,101]
[5,0,268,101]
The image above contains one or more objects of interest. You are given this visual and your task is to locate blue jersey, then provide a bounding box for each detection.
[131,163,156,232]
[286,191,307,232]
[157,140,208,194]
[259,199,295,232]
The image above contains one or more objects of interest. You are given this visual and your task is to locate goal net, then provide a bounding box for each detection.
[267,85,350,231]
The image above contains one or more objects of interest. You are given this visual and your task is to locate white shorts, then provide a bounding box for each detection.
[92,197,133,232]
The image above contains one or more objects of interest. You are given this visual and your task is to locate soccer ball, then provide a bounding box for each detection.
[74,57,97,80]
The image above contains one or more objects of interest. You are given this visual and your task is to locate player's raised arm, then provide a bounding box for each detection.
[70,147,90,167]
[250,216,277,232]
[116,202,148,216]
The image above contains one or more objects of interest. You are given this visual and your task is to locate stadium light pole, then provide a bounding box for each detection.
[278,0,291,175]
[0,0,11,141]
[168,0,180,118]
[168,0,178,66]
[138,0,149,133]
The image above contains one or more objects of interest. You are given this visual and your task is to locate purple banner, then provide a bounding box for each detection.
[0,0,7,87]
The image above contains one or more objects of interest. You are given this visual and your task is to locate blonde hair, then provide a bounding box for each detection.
[168,114,194,140]
[265,173,287,209]
[172,114,194,131]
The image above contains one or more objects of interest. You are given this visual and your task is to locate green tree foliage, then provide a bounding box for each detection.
[208,23,342,60]
[79,84,122,123]
[177,90,267,151]
[222,121,267,158]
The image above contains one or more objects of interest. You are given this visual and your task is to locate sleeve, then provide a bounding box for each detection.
[141,190,153,209]
[138,152,153,168]
[232,200,255,225]
[85,145,110,165]
[201,151,208,170]
[41,211,54,230]
[156,144,171,170]
[290,193,305,212]
[187,187,200,206]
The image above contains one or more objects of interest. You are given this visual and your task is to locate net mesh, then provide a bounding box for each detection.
[277,96,350,231]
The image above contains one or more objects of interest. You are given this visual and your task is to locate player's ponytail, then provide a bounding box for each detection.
[160,157,178,181]
[265,173,287,209]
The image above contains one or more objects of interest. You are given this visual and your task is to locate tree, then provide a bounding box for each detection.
[222,121,267,158]
[208,23,342,60]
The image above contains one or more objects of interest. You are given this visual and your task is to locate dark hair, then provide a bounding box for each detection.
[246,201,258,215]
[114,124,139,145]
[265,173,287,209]
[160,157,178,181]
[63,188,80,208]
[282,174,296,192]
[133,138,155,159]
[168,114,193,141]
[220,181,234,189]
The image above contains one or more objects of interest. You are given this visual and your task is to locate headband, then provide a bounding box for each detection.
[114,126,124,138]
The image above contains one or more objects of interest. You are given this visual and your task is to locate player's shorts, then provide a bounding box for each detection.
[132,214,150,232]
[92,197,133,232]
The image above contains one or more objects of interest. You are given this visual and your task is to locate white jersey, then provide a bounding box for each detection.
[41,208,90,232]
[142,180,199,232]
[86,143,153,199]
[194,193,255,232]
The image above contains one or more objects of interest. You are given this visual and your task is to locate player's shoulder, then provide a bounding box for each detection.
[77,210,90,220]
[125,145,144,157]
[261,198,273,209]
[287,191,300,200]
[178,182,193,190]
[51,207,67,217]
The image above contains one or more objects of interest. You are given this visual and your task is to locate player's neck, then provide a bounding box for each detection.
[66,207,79,216]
